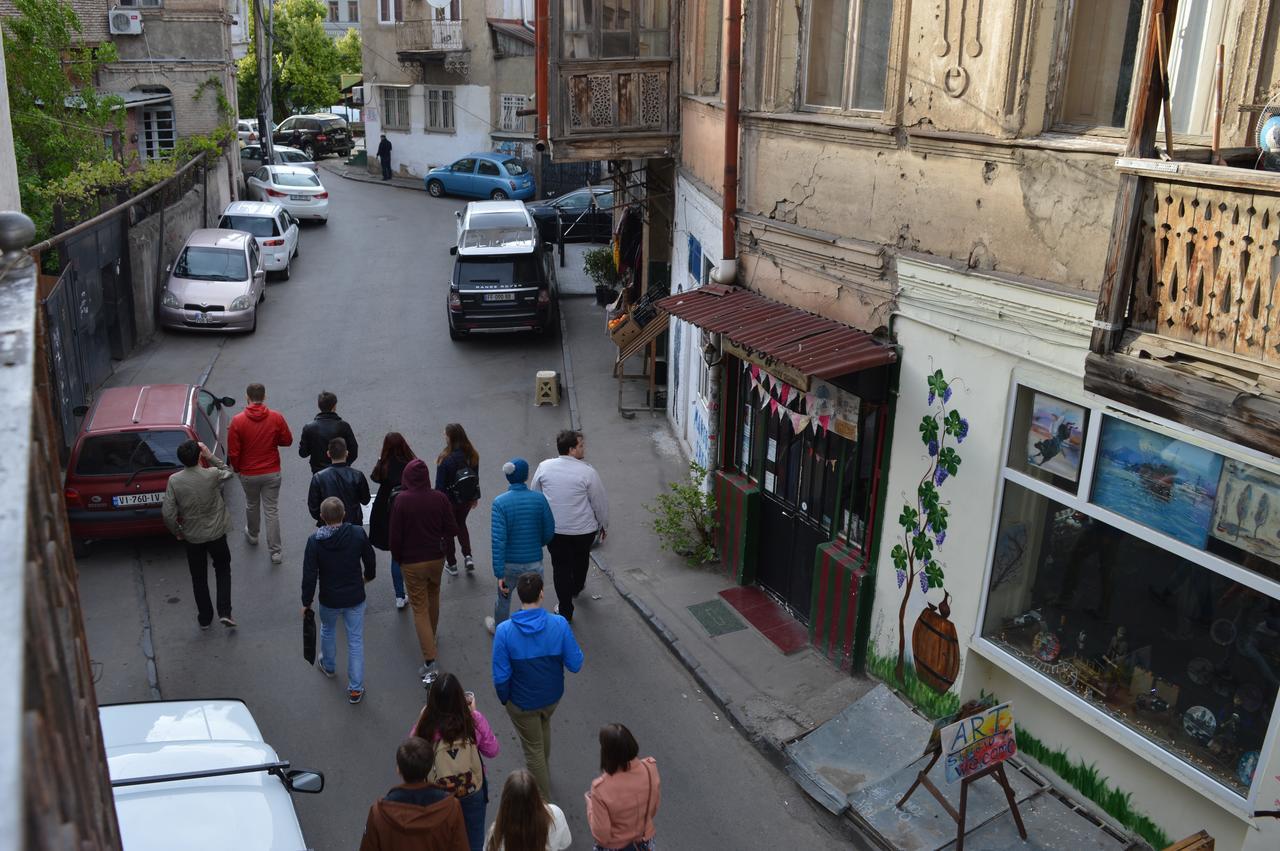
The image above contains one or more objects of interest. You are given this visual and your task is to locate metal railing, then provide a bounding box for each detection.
[395,18,465,53]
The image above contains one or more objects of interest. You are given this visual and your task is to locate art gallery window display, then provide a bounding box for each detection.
[978,384,1280,801]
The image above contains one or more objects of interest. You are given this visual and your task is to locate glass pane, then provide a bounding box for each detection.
[1060,0,1143,127]
[639,31,670,57]
[982,481,1279,798]
[805,0,851,107]
[563,0,594,57]
[603,0,633,57]
[196,412,216,448]
[852,0,894,110]
[638,0,668,29]
[74,430,187,476]
[1007,388,1087,495]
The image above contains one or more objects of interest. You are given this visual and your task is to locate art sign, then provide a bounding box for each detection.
[941,702,1017,783]
[1025,393,1085,481]
[1212,458,1280,563]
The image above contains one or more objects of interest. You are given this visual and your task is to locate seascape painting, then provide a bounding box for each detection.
[1092,417,1223,549]
[1025,393,1085,481]
[1212,459,1280,562]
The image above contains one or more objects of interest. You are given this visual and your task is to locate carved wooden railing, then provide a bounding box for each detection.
[1126,161,1280,366]
[559,61,672,137]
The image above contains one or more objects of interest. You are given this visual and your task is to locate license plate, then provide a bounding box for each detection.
[290,194,311,201]
[112,492,164,507]
[484,292,516,302]
[187,311,217,324]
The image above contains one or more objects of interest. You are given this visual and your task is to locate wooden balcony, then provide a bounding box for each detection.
[551,60,675,160]
[1085,157,1280,456]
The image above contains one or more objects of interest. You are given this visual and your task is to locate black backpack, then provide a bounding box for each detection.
[448,466,479,503]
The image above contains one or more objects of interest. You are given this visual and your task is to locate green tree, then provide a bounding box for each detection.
[335,26,362,76]
[239,0,342,119]
[3,0,122,200]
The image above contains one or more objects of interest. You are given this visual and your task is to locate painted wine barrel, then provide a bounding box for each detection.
[912,592,960,694]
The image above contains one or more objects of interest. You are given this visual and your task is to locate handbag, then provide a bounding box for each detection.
[303,608,316,665]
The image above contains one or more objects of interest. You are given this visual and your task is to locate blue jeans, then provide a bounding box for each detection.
[391,559,405,599]
[459,783,487,851]
[318,600,366,693]
[494,561,543,627]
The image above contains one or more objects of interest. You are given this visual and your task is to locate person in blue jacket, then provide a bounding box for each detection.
[491,572,583,799]
[485,458,556,635]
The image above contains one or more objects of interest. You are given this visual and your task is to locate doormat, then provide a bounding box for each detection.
[687,599,748,637]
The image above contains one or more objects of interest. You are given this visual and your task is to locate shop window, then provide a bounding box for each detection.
[981,383,1280,799]
[802,0,894,112]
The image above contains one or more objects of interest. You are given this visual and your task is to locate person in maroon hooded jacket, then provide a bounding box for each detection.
[227,382,293,564]
[391,458,459,685]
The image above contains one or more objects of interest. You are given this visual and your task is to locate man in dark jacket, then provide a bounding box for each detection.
[308,437,370,527]
[377,134,393,181]
[299,390,359,474]
[389,458,459,685]
[303,496,376,703]
[359,737,468,851]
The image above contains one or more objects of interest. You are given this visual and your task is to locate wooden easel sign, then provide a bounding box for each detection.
[896,701,1028,851]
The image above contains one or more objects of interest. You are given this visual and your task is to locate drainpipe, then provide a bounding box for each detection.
[710,0,740,286]
[534,0,550,153]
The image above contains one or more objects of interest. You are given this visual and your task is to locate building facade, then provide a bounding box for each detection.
[359,0,535,179]
[664,1,1280,848]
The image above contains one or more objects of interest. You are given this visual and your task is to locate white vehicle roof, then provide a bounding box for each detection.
[222,200,285,218]
[263,164,319,178]
[457,200,538,256]
[100,700,309,851]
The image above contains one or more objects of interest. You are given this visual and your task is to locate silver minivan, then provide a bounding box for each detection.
[159,229,266,333]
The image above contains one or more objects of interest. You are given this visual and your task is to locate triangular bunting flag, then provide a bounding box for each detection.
[789,411,811,433]
[749,364,761,380]
[769,398,779,415]
[818,414,831,433]
[779,384,791,405]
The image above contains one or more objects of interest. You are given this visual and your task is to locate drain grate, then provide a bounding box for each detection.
[687,599,747,637]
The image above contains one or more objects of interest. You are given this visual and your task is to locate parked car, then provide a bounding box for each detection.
[425,152,535,201]
[526,186,614,243]
[272,113,352,159]
[218,201,300,280]
[448,200,557,338]
[159,229,266,333]
[239,143,317,175]
[64,383,235,551]
[100,699,324,851]
[237,119,261,145]
[245,165,330,223]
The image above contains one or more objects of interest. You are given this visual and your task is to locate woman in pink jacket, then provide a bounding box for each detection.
[584,724,660,851]
[411,672,501,851]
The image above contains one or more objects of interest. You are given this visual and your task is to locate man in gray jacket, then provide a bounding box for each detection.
[162,440,237,629]
[530,430,609,623]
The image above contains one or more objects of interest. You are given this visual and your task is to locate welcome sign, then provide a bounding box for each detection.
[941,702,1017,783]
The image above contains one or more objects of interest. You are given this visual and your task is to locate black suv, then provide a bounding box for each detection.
[447,246,559,339]
[273,114,352,159]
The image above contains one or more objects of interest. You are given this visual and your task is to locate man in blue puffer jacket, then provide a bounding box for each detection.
[492,571,583,798]
[485,457,556,635]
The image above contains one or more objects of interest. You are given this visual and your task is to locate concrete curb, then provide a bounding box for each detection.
[319,162,425,192]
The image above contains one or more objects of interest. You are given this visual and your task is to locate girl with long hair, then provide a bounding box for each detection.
[411,672,500,851]
[435,423,481,576]
[370,432,415,608]
[485,770,571,851]
[585,724,660,851]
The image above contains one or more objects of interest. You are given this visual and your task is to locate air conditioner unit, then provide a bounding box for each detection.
[108,8,143,35]
[350,86,365,106]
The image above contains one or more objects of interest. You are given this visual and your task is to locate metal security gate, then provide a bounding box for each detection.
[42,267,87,452]
[539,155,602,199]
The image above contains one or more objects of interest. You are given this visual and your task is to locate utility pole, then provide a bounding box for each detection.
[253,0,274,164]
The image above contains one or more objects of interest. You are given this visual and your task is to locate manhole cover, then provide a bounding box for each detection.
[688,599,747,637]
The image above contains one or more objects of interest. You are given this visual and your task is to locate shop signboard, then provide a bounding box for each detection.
[941,701,1017,783]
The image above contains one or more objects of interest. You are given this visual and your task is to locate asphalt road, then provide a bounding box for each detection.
[78,170,849,849]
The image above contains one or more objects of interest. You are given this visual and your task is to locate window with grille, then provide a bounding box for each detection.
[381,87,410,130]
[140,104,175,160]
[499,94,530,132]
[426,88,455,132]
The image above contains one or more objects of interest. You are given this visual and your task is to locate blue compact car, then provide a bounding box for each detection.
[424,152,536,200]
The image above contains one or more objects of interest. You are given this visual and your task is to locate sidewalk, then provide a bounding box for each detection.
[319,158,426,193]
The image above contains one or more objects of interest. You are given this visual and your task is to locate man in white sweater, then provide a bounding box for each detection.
[530,429,609,622]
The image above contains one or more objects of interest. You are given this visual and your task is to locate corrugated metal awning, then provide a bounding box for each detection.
[657,285,896,379]
[487,18,535,46]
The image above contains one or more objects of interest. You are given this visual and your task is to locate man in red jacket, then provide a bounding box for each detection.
[228,382,294,564]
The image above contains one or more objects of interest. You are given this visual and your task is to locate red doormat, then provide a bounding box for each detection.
[718,586,809,655]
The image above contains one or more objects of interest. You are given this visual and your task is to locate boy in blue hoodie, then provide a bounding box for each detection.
[491,572,584,798]
[486,457,556,635]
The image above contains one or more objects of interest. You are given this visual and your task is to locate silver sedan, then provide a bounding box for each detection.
[244,165,330,223]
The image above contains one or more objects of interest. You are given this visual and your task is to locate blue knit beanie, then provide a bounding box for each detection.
[503,458,529,484]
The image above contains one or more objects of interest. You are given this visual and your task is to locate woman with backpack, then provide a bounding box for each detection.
[436,423,480,577]
[411,671,500,851]
[485,770,571,851]
[584,724,660,851]
[371,432,416,609]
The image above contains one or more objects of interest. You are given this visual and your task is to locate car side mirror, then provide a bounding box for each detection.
[73,405,89,417]
[449,246,457,256]
[219,396,236,408]
[455,210,462,220]
[286,769,324,794]
[254,269,265,282]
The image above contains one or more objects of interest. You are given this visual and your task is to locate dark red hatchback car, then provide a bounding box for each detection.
[64,384,235,552]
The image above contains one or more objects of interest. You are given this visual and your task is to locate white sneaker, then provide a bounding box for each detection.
[484,616,495,635]
[270,551,283,565]
[444,562,460,577]
[395,596,407,609]
[464,555,475,572]
[244,528,259,546]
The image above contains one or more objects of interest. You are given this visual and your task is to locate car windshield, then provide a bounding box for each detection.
[273,171,320,187]
[75,430,187,476]
[175,247,248,281]
[470,212,530,230]
[457,256,541,286]
[503,159,528,176]
[218,215,278,238]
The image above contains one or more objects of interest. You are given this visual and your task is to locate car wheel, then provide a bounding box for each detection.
[427,179,445,197]
[248,307,258,334]
[303,143,315,159]
[293,240,299,259]
[490,189,509,200]
[281,259,290,281]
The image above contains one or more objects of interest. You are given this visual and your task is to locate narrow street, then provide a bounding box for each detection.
[76,171,849,849]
